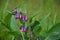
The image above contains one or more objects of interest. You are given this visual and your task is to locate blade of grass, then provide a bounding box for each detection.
[39,13,50,23]
[53,13,57,25]
[1,0,9,19]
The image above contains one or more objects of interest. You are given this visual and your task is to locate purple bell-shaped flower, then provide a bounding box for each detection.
[20,26,26,32]
[21,15,28,21]
[15,14,20,19]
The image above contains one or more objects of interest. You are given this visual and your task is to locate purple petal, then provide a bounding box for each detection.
[21,15,28,21]
[19,14,22,18]
[15,14,20,19]
[21,27,26,32]
[21,15,25,21]
[12,9,17,14]
[24,16,28,21]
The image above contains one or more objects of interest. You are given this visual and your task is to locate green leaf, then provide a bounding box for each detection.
[24,22,28,28]
[45,23,60,40]
[48,23,60,34]
[4,13,12,28]
[31,20,40,31]
[33,24,41,32]
[33,25,41,36]
[45,33,60,40]
[10,15,18,32]
[6,10,12,14]
[9,15,21,38]
[30,20,41,36]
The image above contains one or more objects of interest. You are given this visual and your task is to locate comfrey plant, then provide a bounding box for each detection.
[0,8,60,40]
[11,8,41,40]
[12,8,28,32]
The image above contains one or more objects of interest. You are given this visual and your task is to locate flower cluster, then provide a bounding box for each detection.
[12,8,28,32]
[12,8,28,21]
[12,8,39,40]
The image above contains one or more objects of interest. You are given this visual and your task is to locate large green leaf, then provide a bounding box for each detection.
[38,13,55,38]
[45,23,60,40]
[10,15,21,38]
[45,33,60,40]
[48,23,60,34]
[0,14,19,40]
[10,15,19,32]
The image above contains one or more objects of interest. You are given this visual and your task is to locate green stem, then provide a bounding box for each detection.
[19,19,25,40]
[19,30,25,40]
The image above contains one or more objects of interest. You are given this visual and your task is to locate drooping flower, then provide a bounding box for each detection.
[21,15,28,21]
[20,26,26,32]
[21,15,25,21]
[15,14,20,19]
[21,27,26,32]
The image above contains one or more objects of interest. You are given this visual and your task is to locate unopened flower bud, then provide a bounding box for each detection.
[12,9,17,14]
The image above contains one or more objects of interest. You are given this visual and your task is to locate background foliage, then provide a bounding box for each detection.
[0,0,60,40]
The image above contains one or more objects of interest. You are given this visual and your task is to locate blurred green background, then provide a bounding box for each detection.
[0,0,60,40]
[0,0,60,22]
[0,0,60,31]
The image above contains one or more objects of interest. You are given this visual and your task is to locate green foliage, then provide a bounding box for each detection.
[0,0,9,19]
[0,0,60,40]
[10,15,18,31]
[45,23,60,40]
[4,13,12,30]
